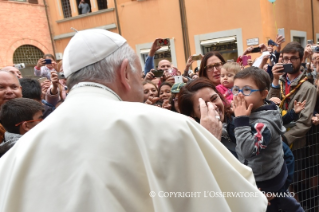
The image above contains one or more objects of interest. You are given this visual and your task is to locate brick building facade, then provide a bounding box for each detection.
[0,0,53,78]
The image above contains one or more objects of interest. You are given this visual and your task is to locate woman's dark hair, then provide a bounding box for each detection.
[178,78,231,122]
[159,82,173,94]
[199,51,226,79]
[0,98,44,134]
[43,54,56,61]
[281,42,304,61]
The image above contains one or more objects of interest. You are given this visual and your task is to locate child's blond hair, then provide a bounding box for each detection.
[222,62,241,75]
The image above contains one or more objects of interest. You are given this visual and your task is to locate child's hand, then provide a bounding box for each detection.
[232,93,253,117]
[312,114,319,125]
[293,100,306,114]
[269,97,281,105]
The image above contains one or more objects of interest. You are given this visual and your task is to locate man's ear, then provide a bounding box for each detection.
[262,89,269,100]
[118,59,131,92]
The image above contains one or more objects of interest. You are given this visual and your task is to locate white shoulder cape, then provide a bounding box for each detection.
[0,86,267,212]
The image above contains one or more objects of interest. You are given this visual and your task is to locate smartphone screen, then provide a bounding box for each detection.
[278,28,285,39]
[44,59,52,64]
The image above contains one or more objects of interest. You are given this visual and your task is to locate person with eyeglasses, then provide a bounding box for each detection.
[0,98,43,158]
[269,42,317,151]
[232,67,304,212]
[198,51,226,86]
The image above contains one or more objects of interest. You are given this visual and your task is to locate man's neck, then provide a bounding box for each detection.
[287,71,302,82]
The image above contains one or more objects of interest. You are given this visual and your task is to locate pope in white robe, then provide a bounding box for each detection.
[0,29,268,212]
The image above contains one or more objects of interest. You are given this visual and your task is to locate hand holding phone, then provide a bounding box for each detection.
[44,59,52,65]
[251,47,261,53]
[283,64,294,74]
[156,38,170,47]
[191,54,203,61]
[151,69,164,78]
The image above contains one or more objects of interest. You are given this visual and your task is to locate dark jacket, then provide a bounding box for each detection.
[268,68,317,150]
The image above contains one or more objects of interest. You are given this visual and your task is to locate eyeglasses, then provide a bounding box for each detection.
[204,62,224,71]
[15,119,43,127]
[282,57,300,63]
[232,86,260,96]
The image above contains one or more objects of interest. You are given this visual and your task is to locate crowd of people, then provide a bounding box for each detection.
[0,29,318,211]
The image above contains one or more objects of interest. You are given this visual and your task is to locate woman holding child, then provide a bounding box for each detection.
[179,66,304,212]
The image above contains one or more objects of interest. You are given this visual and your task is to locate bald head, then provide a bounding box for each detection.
[0,71,22,107]
[157,60,171,71]
[1,66,22,79]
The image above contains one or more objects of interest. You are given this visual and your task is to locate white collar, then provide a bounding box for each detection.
[71,82,122,101]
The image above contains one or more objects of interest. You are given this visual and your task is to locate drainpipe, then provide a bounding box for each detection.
[114,0,122,35]
[179,0,191,64]
[43,0,56,55]
[311,0,315,42]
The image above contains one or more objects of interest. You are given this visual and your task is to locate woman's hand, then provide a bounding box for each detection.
[233,93,253,117]
[36,58,45,69]
[162,99,171,110]
[199,98,222,141]
[145,96,160,105]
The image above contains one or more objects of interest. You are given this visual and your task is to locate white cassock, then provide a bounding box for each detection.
[0,83,268,212]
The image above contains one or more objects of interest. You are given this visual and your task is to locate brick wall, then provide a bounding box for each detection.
[0,0,53,69]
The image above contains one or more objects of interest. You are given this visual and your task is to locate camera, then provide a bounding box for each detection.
[14,63,25,69]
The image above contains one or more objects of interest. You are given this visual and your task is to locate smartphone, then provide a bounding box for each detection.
[191,54,203,61]
[268,39,278,47]
[38,77,47,84]
[168,67,178,76]
[251,47,261,53]
[44,59,52,64]
[156,38,170,47]
[308,40,314,45]
[174,76,183,83]
[151,69,164,78]
[278,28,285,39]
[283,64,294,74]
[242,55,251,66]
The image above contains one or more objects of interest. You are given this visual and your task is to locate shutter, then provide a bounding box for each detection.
[29,0,38,4]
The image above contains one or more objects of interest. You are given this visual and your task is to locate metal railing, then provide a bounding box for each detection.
[291,124,319,212]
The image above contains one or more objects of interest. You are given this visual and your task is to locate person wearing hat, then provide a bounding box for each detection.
[0,29,268,212]
[170,82,185,113]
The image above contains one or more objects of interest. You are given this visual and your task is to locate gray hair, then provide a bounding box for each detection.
[67,43,138,89]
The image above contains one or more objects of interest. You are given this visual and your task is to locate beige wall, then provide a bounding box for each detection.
[0,0,53,68]
[46,0,318,71]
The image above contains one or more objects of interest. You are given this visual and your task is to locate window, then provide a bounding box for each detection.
[13,45,44,65]
[201,36,238,61]
[97,0,107,10]
[13,45,44,79]
[77,0,91,14]
[61,0,72,18]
